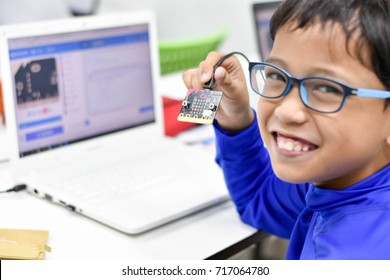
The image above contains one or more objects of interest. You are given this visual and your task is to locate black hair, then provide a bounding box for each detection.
[270,0,390,108]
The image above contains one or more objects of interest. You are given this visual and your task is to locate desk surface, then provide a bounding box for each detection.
[0,148,258,260]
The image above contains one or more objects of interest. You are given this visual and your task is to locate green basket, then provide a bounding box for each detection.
[159,29,228,75]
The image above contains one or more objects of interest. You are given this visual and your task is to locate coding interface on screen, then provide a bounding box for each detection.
[8,24,155,157]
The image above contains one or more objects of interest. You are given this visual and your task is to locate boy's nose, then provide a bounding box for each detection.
[273,86,308,124]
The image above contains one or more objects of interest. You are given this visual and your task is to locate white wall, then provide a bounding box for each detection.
[0,0,103,24]
[0,0,70,24]
[0,0,269,56]
[98,0,263,56]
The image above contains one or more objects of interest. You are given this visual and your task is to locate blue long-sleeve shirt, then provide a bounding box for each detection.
[214,113,390,259]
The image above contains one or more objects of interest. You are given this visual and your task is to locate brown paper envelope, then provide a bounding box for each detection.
[0,228,51,260]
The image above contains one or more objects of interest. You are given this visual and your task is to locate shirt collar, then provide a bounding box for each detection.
[306,164,390,212]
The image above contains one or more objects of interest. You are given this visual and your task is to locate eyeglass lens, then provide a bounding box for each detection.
[250,64,345,113]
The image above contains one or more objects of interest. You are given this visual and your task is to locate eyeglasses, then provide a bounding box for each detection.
[249,62,390,113]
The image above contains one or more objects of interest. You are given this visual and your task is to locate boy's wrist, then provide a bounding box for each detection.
[215,107,255,132]
[213,109,261,154]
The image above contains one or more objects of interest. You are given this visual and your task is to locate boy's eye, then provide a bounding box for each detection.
[266,71,286,83]
[312,84,344,96]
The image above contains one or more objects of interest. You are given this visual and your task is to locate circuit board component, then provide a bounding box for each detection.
[177,89,223,124]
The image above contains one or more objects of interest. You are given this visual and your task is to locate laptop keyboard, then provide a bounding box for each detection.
[47,146,203,205]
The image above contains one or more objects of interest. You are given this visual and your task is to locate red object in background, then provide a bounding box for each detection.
[0,80,4,124]
[163,96,197,137]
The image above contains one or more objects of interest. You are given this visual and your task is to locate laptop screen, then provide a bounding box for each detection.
[7,24,155,157]
[253,1,282,61]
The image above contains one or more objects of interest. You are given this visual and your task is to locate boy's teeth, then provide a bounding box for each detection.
[293,144,302,152]
[277,137,311,152]
[284,141,293,151]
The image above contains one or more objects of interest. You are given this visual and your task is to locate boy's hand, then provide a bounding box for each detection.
[182,51,254,131]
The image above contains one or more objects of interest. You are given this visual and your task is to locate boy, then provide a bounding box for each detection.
[183,0,390,259]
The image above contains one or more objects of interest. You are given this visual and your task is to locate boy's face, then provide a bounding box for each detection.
[257,21,390,189]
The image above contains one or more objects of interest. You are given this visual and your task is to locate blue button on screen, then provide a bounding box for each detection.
[25,126,64,141]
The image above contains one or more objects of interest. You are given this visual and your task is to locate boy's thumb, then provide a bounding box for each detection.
[214,66,236,92]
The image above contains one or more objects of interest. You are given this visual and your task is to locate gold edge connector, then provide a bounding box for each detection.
[177,116,213,125]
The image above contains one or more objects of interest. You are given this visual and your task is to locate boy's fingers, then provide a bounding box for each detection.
[182,53,224,90]
[200,72,211,84]
[213,67,227,85]
[213,66,243,99]
[182,68,203,90]
[198,51,226,83]
[182,69,195,89]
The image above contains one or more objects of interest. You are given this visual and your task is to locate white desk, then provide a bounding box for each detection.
[0,160,259,260]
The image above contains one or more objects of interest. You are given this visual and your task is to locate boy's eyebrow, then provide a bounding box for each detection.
[265,57,288,68]
[266,57,341,78]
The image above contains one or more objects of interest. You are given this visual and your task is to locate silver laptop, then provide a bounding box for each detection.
[0,11,229,234]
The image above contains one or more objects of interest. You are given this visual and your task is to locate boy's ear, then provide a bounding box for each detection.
[387,137,390,162]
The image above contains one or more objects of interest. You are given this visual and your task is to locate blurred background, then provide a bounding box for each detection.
[0,0,288,259]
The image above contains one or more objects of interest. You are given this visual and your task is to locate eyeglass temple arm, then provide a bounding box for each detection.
[355,88,390,98]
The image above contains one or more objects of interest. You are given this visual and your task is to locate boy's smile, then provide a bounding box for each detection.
[272,131,318,155]
[257,20,390,189]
